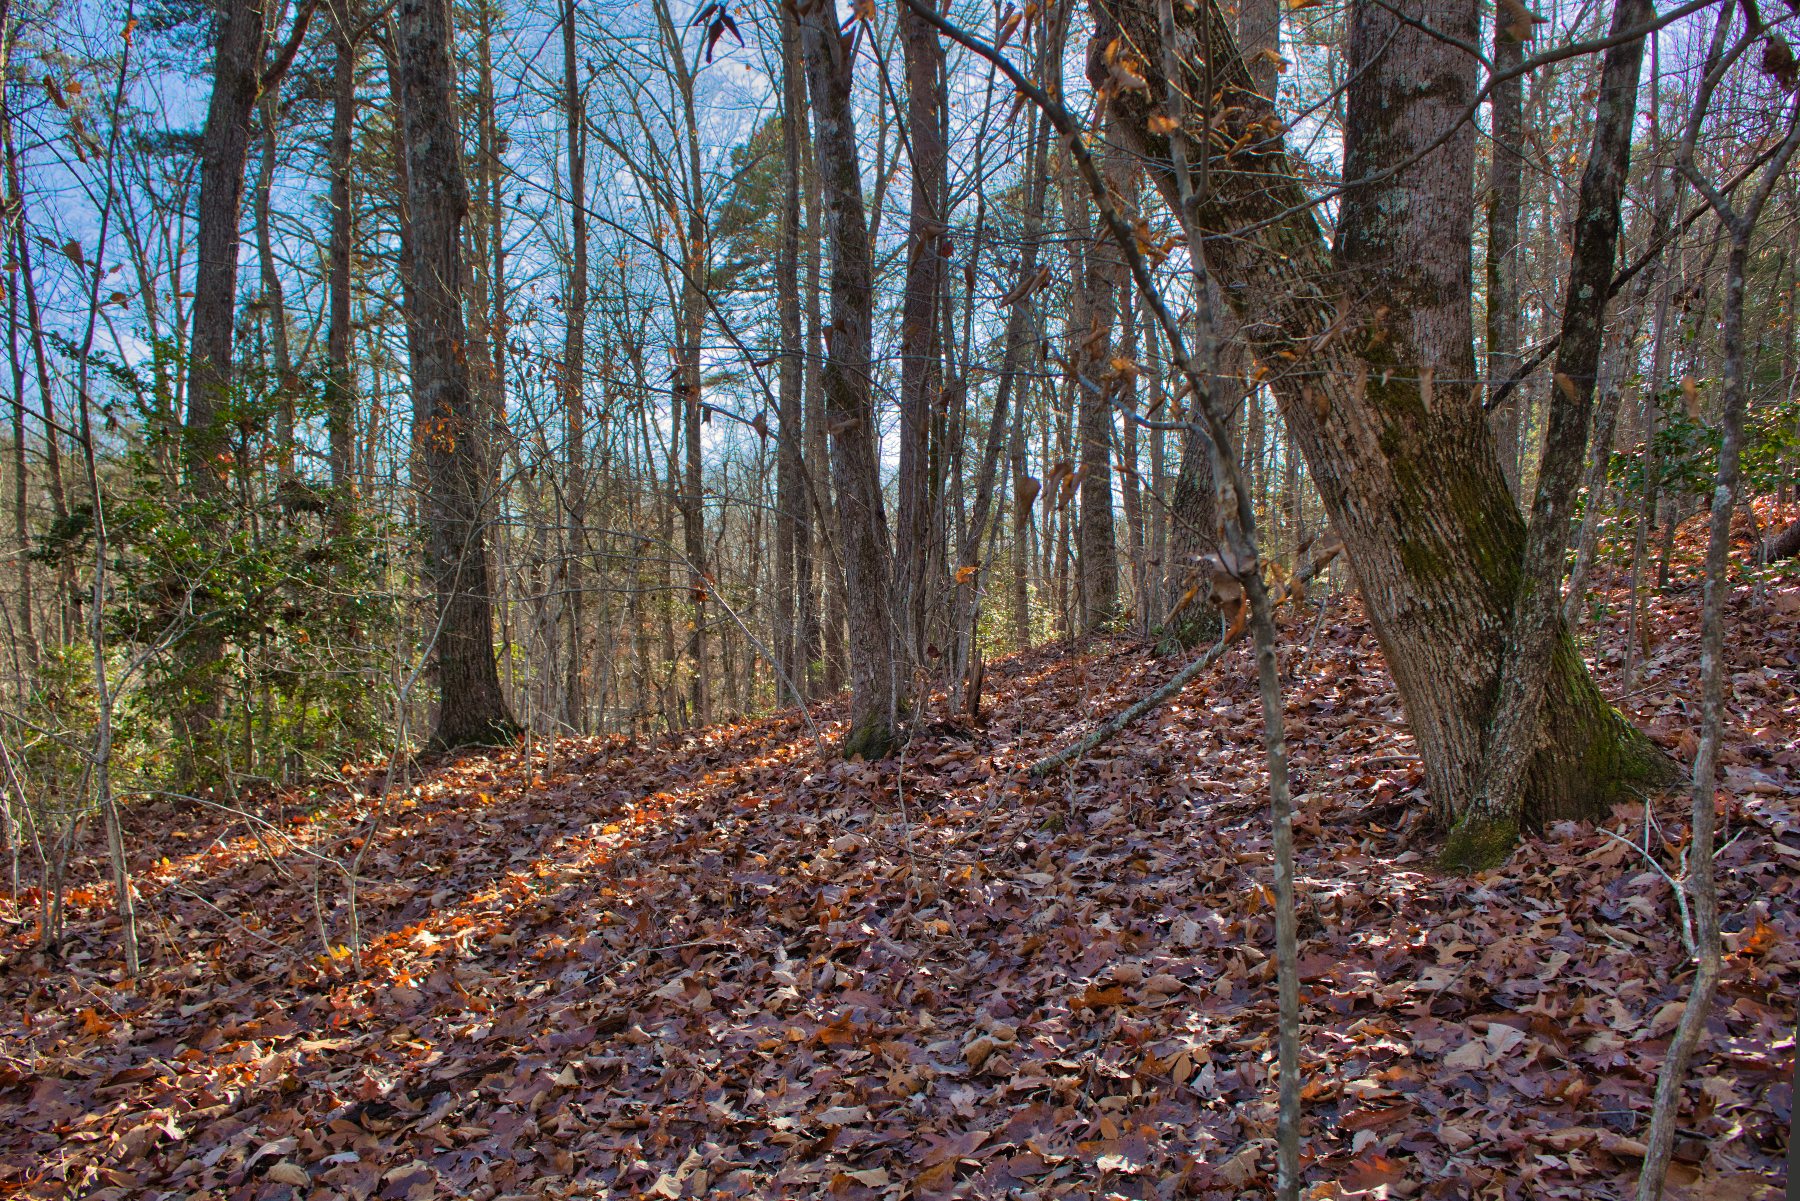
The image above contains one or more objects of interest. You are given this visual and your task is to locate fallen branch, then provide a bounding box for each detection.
[1030,627,1237,777]
[1030,536,1342,776]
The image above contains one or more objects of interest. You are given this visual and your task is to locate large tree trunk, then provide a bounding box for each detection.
[1089,0,1672,837]
[801,1,906,758]
[395,0,517,749]
[184,0,266,501]
[895,0,947,670]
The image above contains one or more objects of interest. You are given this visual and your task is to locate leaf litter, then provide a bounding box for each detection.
[1,504,1795,1199]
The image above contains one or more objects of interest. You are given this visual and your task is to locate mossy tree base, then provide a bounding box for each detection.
[1444,655,1676,872]
[1441,811,1520,873]
[428,716,522,753]
[842,716,900,762]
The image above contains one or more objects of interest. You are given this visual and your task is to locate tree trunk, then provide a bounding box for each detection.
[1762,516,1800,563]
[254,88,295,480]
[954,84,1054,692]
[1064,142,1120,631]
[801,2,906,757]
[803,114,834,698]
[178,0,269,765]
[6,264,35,675]
[184,0,267,499]
[1487,20,1525,494]
[775,3,806,693]
[1009,371,1032,650]
[1145,306,1169,619]
[1090,0,1671,840]
[560,0,589,732]
[1241,0,1278,100]
[394,0,518,748]
[895,0,947,671]
[1117,264,1147,621]
[679,288,707,726]
[1158,280,1239,646]
[1449,0,1656,868]
[325,14,357,520]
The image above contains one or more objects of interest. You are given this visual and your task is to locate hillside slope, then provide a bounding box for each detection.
[2,509,1796,1199]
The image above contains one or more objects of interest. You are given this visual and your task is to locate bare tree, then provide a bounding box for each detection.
[799,0,906,757]
[393,0,517,747]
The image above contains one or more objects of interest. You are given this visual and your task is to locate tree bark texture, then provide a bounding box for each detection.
[896,0,947,670]
[1487,26,1525,493]
[395,0,518,748]
[775,4,807,690]
[801,2,906,758]
[326,15,357,513]
[560,0,589,731]
[1064,143,1120,631]
[1449,0,1656,868]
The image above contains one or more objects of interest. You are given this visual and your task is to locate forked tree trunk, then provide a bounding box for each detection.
[1452,0,1657,866]
[801,0,906,758]
[394,0,518,748]
[1089,0,1672,848]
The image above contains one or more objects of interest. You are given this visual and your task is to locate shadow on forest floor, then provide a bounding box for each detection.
[1,501,1796,1200]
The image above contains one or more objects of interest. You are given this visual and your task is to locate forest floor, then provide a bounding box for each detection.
[1,503,1797,1201]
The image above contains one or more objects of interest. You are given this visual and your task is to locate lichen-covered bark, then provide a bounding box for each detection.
[1087,0,1672,837]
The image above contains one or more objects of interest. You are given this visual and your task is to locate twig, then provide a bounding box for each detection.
[1599,828,1695,958]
